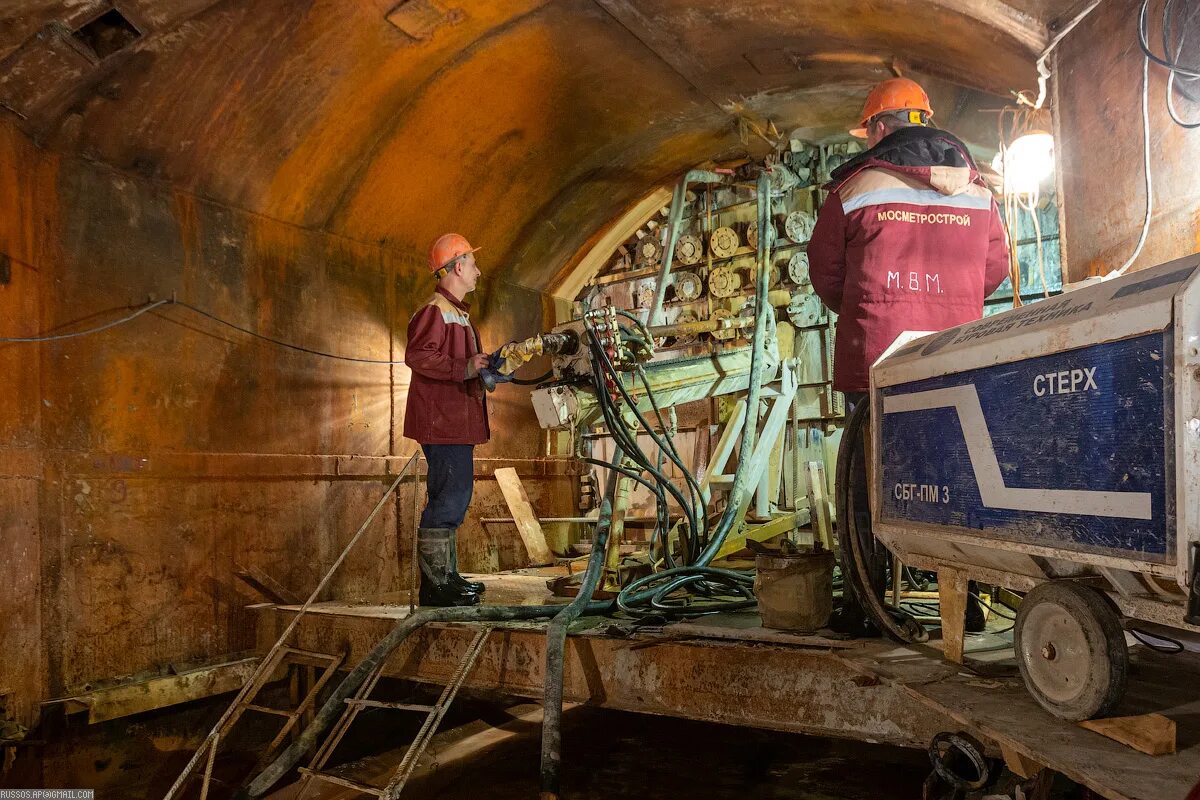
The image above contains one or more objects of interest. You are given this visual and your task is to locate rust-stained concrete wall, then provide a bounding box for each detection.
[1056,0,1200,279]
[0,118,577,736]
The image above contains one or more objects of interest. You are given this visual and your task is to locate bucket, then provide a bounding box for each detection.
[754,549,835,633]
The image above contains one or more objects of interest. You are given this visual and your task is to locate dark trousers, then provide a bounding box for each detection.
[420,444,475,529]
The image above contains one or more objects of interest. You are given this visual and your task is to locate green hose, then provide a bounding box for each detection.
[615,170,775,615]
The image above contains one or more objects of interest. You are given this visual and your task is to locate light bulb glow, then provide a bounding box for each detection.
[998,131,1055,196]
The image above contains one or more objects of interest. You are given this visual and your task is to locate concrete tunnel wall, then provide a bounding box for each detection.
[0,0,1196,736]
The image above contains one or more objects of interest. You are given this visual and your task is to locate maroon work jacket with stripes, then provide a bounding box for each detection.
[808,126,1010,394]
[403,286,490,445]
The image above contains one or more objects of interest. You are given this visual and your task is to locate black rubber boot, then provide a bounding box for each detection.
[418,532,479,607]
[446,530,486,594]
[965,581,987,633]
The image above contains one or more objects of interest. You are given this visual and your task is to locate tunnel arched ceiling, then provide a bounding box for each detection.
[1,0,1085,296]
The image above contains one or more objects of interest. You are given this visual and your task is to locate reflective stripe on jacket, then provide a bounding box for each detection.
[808,127,1009,393]
[403,287,490,445]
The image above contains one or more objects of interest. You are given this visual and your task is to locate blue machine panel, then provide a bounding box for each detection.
[879,333,1174,562]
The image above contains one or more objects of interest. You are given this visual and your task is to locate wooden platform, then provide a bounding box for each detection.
[256,573,1200,800]
[852,646,1200,800]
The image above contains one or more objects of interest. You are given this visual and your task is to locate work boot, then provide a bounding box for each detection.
[418,532,479,607]
[965,583,987,633]
[828,595,881,638]
[446,530,486,594]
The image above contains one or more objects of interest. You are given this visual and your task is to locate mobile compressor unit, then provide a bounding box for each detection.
[855,253,1200,721]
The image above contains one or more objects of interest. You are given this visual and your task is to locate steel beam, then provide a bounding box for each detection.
[255,607,952,749]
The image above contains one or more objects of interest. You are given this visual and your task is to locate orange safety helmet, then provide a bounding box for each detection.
[850,78,933,138]
[428,233,481,278]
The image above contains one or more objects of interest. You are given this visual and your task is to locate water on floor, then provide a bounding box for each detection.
[429,708,931,800]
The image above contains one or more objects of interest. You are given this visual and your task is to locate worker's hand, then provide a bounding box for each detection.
[465,353,490,380]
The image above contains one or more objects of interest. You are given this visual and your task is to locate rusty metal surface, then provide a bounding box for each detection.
[1057,0,1200,280]
[0,112,582,736]
[257,608,954,749]
[0,0,1122,760]
[2,0,1074,299]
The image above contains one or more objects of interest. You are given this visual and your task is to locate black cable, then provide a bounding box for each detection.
[969,591,1016,621]
[1138,0,1200,79]
[1,297,412,364]
[1161,0,1200,128]
[0,299,170,342]
[587,329,703,555]
[635,365,709,545]
[172,301,407,364]
[836,400,927,644]
[1129,626,1186,654]
[587,366,678,564]
[511,370,553,385]
[584,321,758,616]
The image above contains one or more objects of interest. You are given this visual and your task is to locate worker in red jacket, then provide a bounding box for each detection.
[404,233,492,607]
[808,77,1010,397]
[809,78,1010,634]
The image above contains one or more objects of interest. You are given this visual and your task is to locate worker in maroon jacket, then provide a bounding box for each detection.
[809,78,1009,634]
[404,233,491,607]
[809,77,1010,398]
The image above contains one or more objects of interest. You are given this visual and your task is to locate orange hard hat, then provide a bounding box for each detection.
[428,233,480,277]
[850,78,933,138]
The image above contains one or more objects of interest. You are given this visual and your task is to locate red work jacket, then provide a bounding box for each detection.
[808,127,1010,394]
[403,287,490,445]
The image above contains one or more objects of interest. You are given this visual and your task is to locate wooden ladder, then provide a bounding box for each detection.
[293,625,494,800]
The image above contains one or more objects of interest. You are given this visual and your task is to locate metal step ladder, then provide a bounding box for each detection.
[189,646,346,799]
[293,624,494,799]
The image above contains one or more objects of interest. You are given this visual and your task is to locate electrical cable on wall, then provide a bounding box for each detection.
[1111,0,1200,275]
[0,298,172,342]
[0,296,411,364]
[1156,0,1200,128]
[1109,52,1153,278]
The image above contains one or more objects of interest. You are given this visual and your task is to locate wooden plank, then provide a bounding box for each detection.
[1000,742,1045,779]
[235,564,302,605]
[805,461,833,551]
[56,657,264,724]
[937,567,969,665]
[493,468,554,566]
[830,639,1200,800]
[700,399,746,500]
[1080,714,1177,757]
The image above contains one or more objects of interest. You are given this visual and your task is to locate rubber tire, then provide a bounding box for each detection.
[1014,580,1128,721]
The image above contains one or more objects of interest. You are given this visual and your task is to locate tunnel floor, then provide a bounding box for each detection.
[425,708,930,800]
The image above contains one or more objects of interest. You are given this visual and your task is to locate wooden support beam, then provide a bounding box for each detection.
[937,567,970,665]
[50,657,264,724]
[1000,742,1046,779]
[494,467,554,566]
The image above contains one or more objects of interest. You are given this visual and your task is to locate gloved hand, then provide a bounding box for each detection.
[479,349,516,393]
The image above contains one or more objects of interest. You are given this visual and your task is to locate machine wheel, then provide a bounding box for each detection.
[1014,580,1128,721]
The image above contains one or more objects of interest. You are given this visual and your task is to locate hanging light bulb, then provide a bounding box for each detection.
[997,130,1055,196]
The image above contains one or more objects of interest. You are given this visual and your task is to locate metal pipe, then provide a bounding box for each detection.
[539,452,620,799]
[649,169,727,326]
[480,516,609,524]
